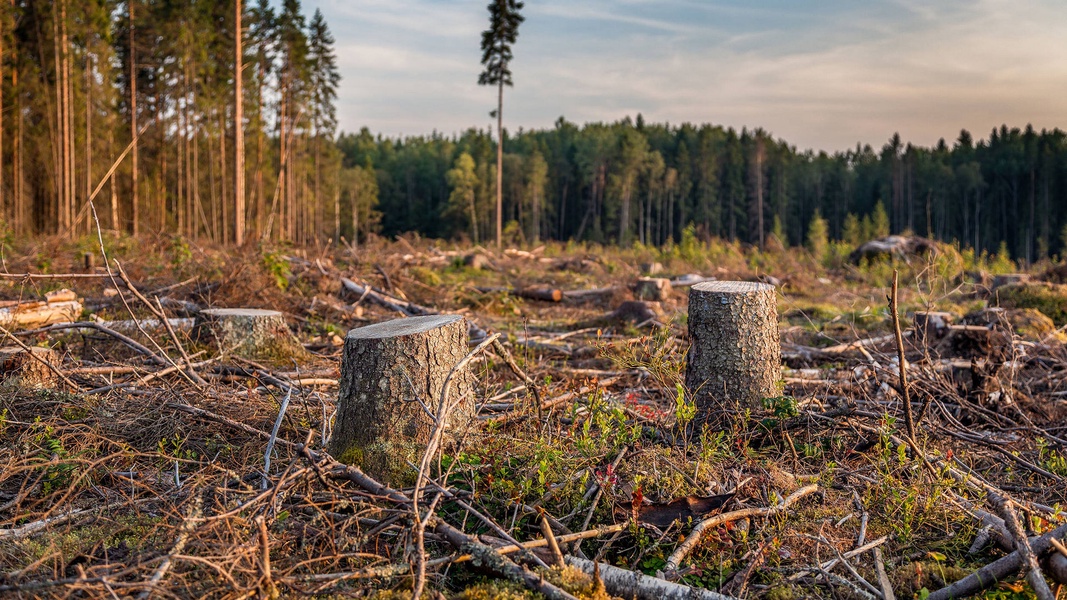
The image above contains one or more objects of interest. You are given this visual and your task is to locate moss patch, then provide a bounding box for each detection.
[994,282,1067,325]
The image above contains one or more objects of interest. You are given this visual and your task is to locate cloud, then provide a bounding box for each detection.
[307,0,1067,150]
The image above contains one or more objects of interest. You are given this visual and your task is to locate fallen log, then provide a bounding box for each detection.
[565,556,740,600]
[476,286,564,302]
[0,297,83,330]
[926,522,1067,600]
[562,286,618,302]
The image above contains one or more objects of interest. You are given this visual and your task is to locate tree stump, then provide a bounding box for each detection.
[634,277,672,301]
[193,308,305,361]
[328,314,474,485]
[685,281,780,423]
[1,346,59,389]
[912,311,955,344]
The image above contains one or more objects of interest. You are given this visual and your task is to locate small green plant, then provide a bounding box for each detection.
[1037,437,1067,476]
[170,235,192,269]
[261,248,291,290]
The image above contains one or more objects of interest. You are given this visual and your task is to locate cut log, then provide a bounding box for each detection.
[0,293,83,330]
[328,314,474,486]
[193,308,305,361]
[1,346,60,389]
[476,286,563,302]
[849,235,937,263]
[634,277,672,302]
[992,273,1029,289]
[685,281,781,422]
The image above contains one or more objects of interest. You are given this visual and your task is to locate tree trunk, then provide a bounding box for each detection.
[496,79,503,248]
[234,0,245,246]
[129,0,138,236]
[685,281,780,422]
[329,314,475,486]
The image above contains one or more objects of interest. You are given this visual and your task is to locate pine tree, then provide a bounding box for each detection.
[478,0,523,248]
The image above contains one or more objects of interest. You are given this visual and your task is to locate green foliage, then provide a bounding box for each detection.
[870,201,890,238]
[805,209,829,260]
[260,248,291,290]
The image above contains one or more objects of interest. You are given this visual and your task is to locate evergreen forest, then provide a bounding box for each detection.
[2,1,1067,263]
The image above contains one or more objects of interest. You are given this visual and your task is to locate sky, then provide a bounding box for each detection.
[303,0,1067,152]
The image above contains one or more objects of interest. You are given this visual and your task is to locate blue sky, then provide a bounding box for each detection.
[304,0,1067,151]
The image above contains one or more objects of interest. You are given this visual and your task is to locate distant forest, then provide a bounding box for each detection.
[339,121,1067,263]
[2,1,1066,262]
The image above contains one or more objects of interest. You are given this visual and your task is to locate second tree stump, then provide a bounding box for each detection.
[328,314,474,485]
[193,308,305,360]
[685,281,781,424]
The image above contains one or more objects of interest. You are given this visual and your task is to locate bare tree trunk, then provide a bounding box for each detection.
[129,0,138,236]
[496,79,503,248]
[234,0,245,246]
[85,53,91,230]
[108,128,117,230]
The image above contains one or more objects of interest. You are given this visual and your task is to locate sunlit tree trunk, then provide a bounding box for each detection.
[234,0,245,245]
[129,0,139,235]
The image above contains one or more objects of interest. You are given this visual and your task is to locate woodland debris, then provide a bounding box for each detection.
[565,556,741,600]
[848,235,937,263]
[685,281,780,420]
[476,286,563,302]
[993,281,1067,325]
[934,325,1012,360]
[926,522,1067,600]
[0,290,83,330]
[634,277,672,302]
[340,277,489,341]
[912,311,955,344]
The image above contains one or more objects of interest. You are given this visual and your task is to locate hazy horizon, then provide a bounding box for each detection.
[303,0,1067,152]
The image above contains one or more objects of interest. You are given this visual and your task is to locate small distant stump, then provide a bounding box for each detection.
[328,315,474,485]
[193,308,304,360]
[992,273,1029,289]
[912,311,955,344]
[685,281,781,423]
[639,262,664,276]
[1,346,59,389]
[634,277,672,301]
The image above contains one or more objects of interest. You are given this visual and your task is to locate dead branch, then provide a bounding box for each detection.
[926,522,1067,600]
[565,555,741,600]
[664,484,819,572]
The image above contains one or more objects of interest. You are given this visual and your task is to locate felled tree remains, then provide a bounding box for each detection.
[193,308,305,361]
[849,235,937,263]
[633,277,671,301]
[328,314,474,485]
[0,346,59,388]
[0,289,83,330]
[685,281,780,421]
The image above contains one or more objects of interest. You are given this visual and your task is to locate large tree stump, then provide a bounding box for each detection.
[1,346,59,389]
[685,281,781,423]
[193,308,304,360]
[328,314,474,485]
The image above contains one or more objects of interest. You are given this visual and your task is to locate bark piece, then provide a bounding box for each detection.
[0,346,59,388]
[685,281,781,422]
[564,556,740,600]
[634,277,672,301]
[193,308,304,361]
[328,314,474,486]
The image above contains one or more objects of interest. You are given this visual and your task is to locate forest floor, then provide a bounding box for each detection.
[1,231,1066,599]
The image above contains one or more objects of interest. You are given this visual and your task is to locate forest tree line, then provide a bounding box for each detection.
[0,0,345,246]
[1,1,1066,262]
[339,119,1067,262]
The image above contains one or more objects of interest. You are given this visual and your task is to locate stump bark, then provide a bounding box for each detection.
[328,314,474,486]
[685,281,781,422]
[193,308,304,360]
[1,346,59,389]
[634,277,672,301]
